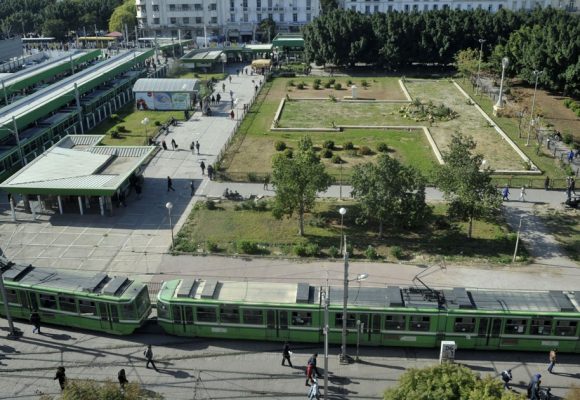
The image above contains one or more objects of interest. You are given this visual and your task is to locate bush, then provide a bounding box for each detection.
[247,172,258,182]
[347,79,353,85]
[327,246,340,258]
[328,78,336,84]
[293,243,307,256]
[563,133,573,145]
[313,82,320,90]
[204,200,217,210]
[314,78,321,85]
[206,241,219,252]
[110,114,120,122]
[323,140,335,150]
[324,81,332,89]
[254,199,268,211]
[297,83,305,90]
[359,145,372,155]
[331,154,343,164]
[236,240,260,254]
[361,80,369,88]
[154,120,161,126]
[345,243,354,255]
[288,80,295,87]
[390,246,404,259]
[343,141,354,150]
[334,83,342,90]
[377,142,389,152]
[110,129,120,139]
[117,125,127,133]
[274,141,287,151]
[294,243,319,257]
[365,245,379,260]
[321,148,333,158]
[283,148,293,158]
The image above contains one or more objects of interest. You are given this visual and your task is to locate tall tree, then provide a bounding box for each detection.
[109,0,136,33]
[434,133,502,239]
[271,137,332,236]
[351,154,429,237]
[320,0,338,14]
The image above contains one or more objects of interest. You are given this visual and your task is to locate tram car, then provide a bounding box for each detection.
[157,278,580,353]
[0,257,151,335]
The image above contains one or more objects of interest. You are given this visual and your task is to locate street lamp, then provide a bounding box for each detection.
[527,70,543,147]
[339,207,346,252]
[141,117,150,144]
[340,265,369,365]
[493,57,509,116]
[166,202,174,249]
[475,39,486,96]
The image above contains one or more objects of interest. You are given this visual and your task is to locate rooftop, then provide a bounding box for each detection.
[133,78,200,93]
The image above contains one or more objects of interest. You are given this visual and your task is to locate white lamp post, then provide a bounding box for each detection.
[493,57,509,116]
[166,202,174,249]
[527,70,543,147]
[475,39,486,95]
[339,207,346,252]
[338,206,348,364]
[141,117,150,144]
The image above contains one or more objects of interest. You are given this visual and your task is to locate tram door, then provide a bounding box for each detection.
[265,310,289,341]
[358,314,382,345]
[173,305,185,334]
[98,302,113,330]
[480,317,503,349]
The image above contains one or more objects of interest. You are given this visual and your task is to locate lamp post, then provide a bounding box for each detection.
[322,280,329,399]
[339,207,346,253]
[475,39,486,96]
[141,117,150,144]
[527,70,542,147]
[493,57,509,116]
[166,202,174,249]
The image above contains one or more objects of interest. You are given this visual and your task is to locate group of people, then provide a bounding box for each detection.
[566,176,576,200]
[502,185,527,202]
[500,349,557,399]
[279,343,321,399]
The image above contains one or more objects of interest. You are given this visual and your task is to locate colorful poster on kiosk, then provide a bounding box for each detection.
[171,93,190,110]
[135,92,155,110]
[153,92,173,110]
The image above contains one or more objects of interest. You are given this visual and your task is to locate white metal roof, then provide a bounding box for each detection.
[132,78,200,93]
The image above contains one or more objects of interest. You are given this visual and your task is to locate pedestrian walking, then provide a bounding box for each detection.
[527,373,541,400]
[171,138,177,150]
[230,89,233,99]
[190,140,195,155]
[167,176,175,192]
[162,140,168,150]
[54,366,66,390]
[223,82,226,92]
[190,180,195,196]
[144,344,158,371]
[571,178,576,195]
[307,377,321,400]
[263,174,270,190]
[118,368,128,389]
[281,342,293,367]
[568,149,574,163]
[135,184,142,199]
[519,186,526,202]
[195,140,200,155]
[502,185,510,201]
[216,93,221,103]
[30,310,41,334]
[255,84,258,93]
[305,353,320,386]
[211,95,215,104]
[544,175,550,191]
[207,164,214,180]
[500,369,512,390]
[229,109,235,120]
[200,161,206,175]
[228,76,232,84]
[548,349,557,373]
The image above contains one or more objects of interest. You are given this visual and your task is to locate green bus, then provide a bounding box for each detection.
[0,258,151,335]
[157,279,580,353]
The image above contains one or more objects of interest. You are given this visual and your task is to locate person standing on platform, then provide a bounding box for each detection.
[281,342,292,367]
[167,176,175,192]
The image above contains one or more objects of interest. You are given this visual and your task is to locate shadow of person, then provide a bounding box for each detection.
[41,333,74,341]
[157,369,191,379]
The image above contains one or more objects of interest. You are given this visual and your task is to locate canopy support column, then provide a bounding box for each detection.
[9,196,16,222]
[78,196,84,215]
[57,195,63,215]
[99,196,105,216]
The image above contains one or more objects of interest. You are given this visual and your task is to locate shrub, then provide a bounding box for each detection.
[359,145,372,155]
[323,140,334,150]
[365,245,379,260]
[377,142,389,153]
[308,216,326,227]
[343,141,354,150]
[117,125,127,133]
[283,148,293,158]
[295,243,319,257]
[328,94,337,102]
[328,78,336,84]
[297,83,305,90]
[293,243,307,256]
[390,246,404,259]
[236,240,260,254]
[247,172,259,182]
[324,81,332,89]
[206,241,219,252]
[288,79,295,87]
[361,80,368,88]
[563,98,573,108]
[110,114,120,122]
[327,246,340,258]
[564,134,573,144]
[314,78,321,85]
[274,141,286,151]
[154,120,161,126]
[110,129,120,138]
[254,199,268,211]
[321,148,333,158]
[345,243,354,255]
[234,200,255,211]
[334,83,342,90]
[347,79,353,85]
[313,82,320,90]
[204,200,217,210]
[331,154,343,164]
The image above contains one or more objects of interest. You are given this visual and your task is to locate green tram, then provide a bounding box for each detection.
[0,258,151,335]
[157,279,580,353]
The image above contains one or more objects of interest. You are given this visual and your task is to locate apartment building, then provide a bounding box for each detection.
[339,0,576,13]
[136,0,320,42]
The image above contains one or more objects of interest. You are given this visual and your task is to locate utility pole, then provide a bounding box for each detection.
[0,257,21,338]
[512,216,523,263]
[323,277,329,399]
[340,235,349,364]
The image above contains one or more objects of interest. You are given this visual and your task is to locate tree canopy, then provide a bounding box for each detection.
[41,378,161,400]
[351,154,429,236]
[384,363,525,400]
[109,0,136,33]
[271,136,333,236]
[433,133,502,239]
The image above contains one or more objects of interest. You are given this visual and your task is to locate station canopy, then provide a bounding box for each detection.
[132,78,200,93]
[0,135,156,197]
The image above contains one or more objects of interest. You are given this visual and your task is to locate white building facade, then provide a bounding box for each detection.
[340,0,576,13]
[136,0,321,41]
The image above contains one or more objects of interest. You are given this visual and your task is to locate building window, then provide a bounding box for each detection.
[433,4,438,9]
[279,13,284,22]
[230,0,235,10]
[257,13,262,21]
[231,13,236,22]
[404,4,410,11]
[257,0,262,8]
[488,4,493,10]
[306,13,311,21]
[293,13,298,22]
[268,13,273,20]
[183,17,189,24]
[424,4,429,10]
[413,4,418,10]
[375,5,379,11]
[365,5,371,13]
[170,17,177,24]
[152,5,159,11]
[169,4,176,11]
[194,4,203,11]
[182,4,189,10]
[211,16,217,23]
[498,4,503,8]
[243,13,249,22]
[195,17,203,24]
[209,3,217,11]
[351,5,356,11]
[153,18,159,24]
[243,0,248,8]
[306,0,312,10]
[388,5,393,11]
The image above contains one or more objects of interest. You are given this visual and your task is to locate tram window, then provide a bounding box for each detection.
[505,319,527,335]
[478,319,489,335]
[242,309,263,325]
[5,289,20,305]
[385,315,406,330]
[220,305,240,323]
[334,313,357,329]
[39,294,57,309]
[530,318,552,335]
[157,301,170,320]
[453,317,476,333]
[555,320,578,336]
[135,289,150,316]
[184,307,194,323]
[291,311,312,326]
[120,303,136,319]
[409,316,430,331]
[58,296,78,313]
[79,300,97,316]
[197,307,217,322]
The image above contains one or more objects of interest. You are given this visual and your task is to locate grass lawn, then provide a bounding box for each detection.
[539,208,580,261]
[175,199,525,264]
